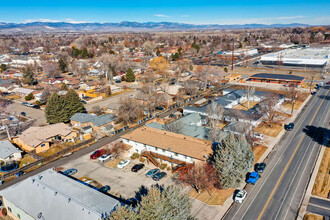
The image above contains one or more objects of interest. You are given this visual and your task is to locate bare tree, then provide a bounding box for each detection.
[117,98,143,125]
[165,121,183,134]
[109,142,125,158]
[42,61,60,78]
[246,85,255,109]
[259,94,279,127]
[97,53,119,81]
[142,41,157,55]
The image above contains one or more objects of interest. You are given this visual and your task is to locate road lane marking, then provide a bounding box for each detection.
[257,89,329,220]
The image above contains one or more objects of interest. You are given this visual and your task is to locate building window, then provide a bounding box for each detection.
[41,144,45,147]
[8,207,11,212]
[162,149,165,153]
[174,153,178,156]
[155,147,158,151]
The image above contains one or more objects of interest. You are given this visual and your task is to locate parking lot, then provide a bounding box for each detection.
[60,150,175,199]
[7,102,47,126]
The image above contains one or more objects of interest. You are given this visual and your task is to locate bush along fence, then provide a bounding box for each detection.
[0,138,95,182]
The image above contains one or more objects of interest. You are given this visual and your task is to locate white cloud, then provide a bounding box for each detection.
[276,16,304,20]
[154,14,170,18]
[181,15,190,18]
[23,18,87,24]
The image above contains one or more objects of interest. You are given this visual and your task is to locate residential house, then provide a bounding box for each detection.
[12,123,78,153]
[121,126,212,167]
[12,88,35,97]
[0,140,22,162]
[70,113,117,135]
[0,169,119,220]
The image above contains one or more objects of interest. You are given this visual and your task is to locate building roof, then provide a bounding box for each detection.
[17,123,75,147]
[121,126,212,160]
[0,169,119,220]
[0,140,22,160]
[71,113,117,127]
[12,87,35,95]
[250,73,305,81]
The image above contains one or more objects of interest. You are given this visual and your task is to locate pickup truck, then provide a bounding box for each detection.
[247,172,259,185]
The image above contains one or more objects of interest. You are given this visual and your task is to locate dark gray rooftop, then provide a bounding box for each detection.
[250,73,305,81]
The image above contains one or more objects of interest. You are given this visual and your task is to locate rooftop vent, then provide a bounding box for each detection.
[54,192,57,196]
[38,175,43,180]
[32,178,35,183]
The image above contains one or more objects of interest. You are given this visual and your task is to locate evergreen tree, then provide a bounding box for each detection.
[156,48,161,56]
[109,205,138,220]
[210,134,254,189]
[23,65,35,85]
[60,82,69,91]
[58,58,68,73]
[125,68,136,82]
[63,89,86,121]
[0,64,7,72]
[45,92,66,124]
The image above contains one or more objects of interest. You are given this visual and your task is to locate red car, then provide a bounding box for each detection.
[90,150,105,160]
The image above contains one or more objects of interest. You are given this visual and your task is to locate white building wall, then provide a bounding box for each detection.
[3,198,35,220]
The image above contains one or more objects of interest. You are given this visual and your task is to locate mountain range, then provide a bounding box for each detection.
[0,21,310,33]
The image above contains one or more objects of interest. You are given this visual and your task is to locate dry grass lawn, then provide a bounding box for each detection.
[105,158,122,168]
[303,213,324,220]
[37,145,66,158]
[282,100,305,110]
[312,147,330,198]
[79,176,102,188]
[234,101,259,110]
[4,94,21,100]
[189,187,235,205]
[301,82,317,90]
[255,122,283,138]
[19,155,37,167]
[253,145,268,163]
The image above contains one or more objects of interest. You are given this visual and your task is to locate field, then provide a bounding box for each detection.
[312,147,330,198]
[253,145,268,163]
[255,122,283,138]
[37,145,66,158]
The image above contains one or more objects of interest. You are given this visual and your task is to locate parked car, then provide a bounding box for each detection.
[234,190,247,203]
[169,114,176,118]
[146,168,160,178]
[284,123,294,131]
[153,172,167,181]
[115,80,121,83]
[32,105,40,109]
[98,154,113,162]
[90,150,105,160]
[63,168,77,176]
[99,185,110,193]
[155,106,165,111]
[326,81,330,85]
[254,163,267,173]
[20,112,27,116]
[253,133,263,139]
[21,102,29,106]
[62,152,73,157]
[131,163,145,172]
[246,172,259,185]
[318,82,323,87]
[15,171,24,177]
[117,160,130,168]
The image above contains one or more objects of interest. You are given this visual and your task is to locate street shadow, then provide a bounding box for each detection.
[302,125,330,146]
[232,189,240,200]
[318,95,330,101]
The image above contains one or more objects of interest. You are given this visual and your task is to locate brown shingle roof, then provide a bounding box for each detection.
[121,126,212,160]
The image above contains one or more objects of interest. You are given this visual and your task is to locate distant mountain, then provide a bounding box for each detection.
[0,21,310,33]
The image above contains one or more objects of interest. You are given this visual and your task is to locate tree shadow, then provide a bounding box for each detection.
[318,95,330,101]
[232,189,240,200]
[302,125,330,146]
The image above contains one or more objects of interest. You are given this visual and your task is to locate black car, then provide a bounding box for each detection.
[284,123,294,131]
[32,105,40,109]
[153,172,167,181]
[131,163,145,172]
[155,106,165,111]
[254,163,266,173]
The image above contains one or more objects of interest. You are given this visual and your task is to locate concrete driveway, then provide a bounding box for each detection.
[61,151,174,199]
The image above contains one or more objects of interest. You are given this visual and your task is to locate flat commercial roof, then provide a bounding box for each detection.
[250,73,305,81]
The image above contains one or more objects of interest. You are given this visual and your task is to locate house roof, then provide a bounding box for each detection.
[0,169,119,220]
[0,140,22,160]
[250,73,305,81]
[71,113,117,127]
[121,126,212,160]
[17,123,75,147]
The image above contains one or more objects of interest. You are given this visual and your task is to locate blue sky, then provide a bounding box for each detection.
[1,0,329,25]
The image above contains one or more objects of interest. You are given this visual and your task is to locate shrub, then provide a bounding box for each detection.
[130,153,140,160]
[25,93,34,101]
[167,166,171,171]
[160,163,167,170]
[35,100,41,106]
[139,157,145,163]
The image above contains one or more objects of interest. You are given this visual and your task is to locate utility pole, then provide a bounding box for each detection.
[291,84,296,116]
[309,75,314,93]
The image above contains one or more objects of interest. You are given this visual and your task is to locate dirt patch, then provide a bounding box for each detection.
[253,145,268,163]
[234,101,259,110]
[19,155,37,167]
[312,147,330,198]
[189,187,235,205]
[303,213,324,220]
[37,145,66,158]
[79,176,103,188]
[255,122,283,138]
[282,100,305,110]
[105,158,122,168]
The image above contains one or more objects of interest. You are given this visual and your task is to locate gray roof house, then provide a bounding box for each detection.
[70,113,117,131]
[0,169,119,220]
[0,140,22,161]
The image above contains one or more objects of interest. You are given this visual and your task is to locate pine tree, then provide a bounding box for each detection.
[23,65,35,85]
[58,58,68,73]
[63,89,86,121]
[211,134,254,189]
[125,68,136,82]
[60,82,69,91]
[45,92,66,124]
[109,205,138,220]
[40,87,51,104]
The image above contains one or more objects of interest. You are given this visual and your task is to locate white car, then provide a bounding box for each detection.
[98,154,113,162]
[117,160,130,168]
[234,190,247,203]
[253,133,263,140]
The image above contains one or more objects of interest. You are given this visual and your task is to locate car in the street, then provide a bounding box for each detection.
[153,172,167,181]
[98,154,113,162]
[326,81,330,85]
[234,190,247,203]
[284,123,295,131]
[98,185,110,193]
[246,171,259,185]
[146,168,160,178]
[63,168,77,176]
[254,163,267,173]
[117,159,130,168]
[90,150,105,160]
[21,102,29,106]
[131,163,145,172]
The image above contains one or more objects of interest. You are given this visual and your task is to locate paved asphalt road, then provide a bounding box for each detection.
[307,196,330,217]
[223,85,330,220]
